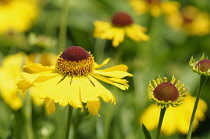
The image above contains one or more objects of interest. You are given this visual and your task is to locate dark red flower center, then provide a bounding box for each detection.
[0,0,11,4]
[60,46,90,62]
[154,82,179,102]
[111,12,133,27]
[196,59,210,72]
[146,0,160,4]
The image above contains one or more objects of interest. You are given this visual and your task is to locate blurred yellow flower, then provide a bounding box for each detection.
[93,12,149,47]
[140,94,207,135]
[129,0,179,17]
[0,52,57,110]
[17,46,133,115]
[0,0,38,34]
[167,6,210,36]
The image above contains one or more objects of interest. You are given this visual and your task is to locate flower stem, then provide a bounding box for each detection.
[65,105,73,139]
[186,75,208,139]
[58,0,69,52]
[25,93,34,139]
[156,107,166,139]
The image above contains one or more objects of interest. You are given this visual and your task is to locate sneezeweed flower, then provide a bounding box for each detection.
[17,46,133,115]
[93,12,149,47]
[0,52,57,110]
[0,0,38,34]
[148,75,187,108]
[140,94,207,135]
[146,75,188,138]
[167,6,210,36]
[187,53,209,139]
[129,0,180,17]
[189,54,210,76]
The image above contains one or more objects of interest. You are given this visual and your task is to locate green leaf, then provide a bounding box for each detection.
[142,124,152,139]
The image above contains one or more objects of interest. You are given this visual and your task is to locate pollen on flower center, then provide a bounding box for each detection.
[153,82,179,102]
[56,46,94,77]
[111,12,133,27]
[196,59,210,72]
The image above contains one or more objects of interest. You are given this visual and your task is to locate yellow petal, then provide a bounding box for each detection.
[78,77,100,102]
[92,74,129,90]
[16,79,32,92]
[23,62,54,73]
[94,69,133,78]
[95,58,110,69]
[45,98,56,115]
[86,100,100,115]
[88,75,116,104]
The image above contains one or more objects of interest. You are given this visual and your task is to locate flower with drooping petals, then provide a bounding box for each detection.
[148,75,187,108]
[189,54,210,76]
[93,12,149,47]
[17,46,133,115]
[140,94,207,135]
[167,6,210,36]
[129,0,180,17]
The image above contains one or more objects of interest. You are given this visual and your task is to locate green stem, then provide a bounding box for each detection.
[186,75,208,139]
[58,0,70,52]
[65,105,73,139]
[25,93,34,139]
[156,107,167,139]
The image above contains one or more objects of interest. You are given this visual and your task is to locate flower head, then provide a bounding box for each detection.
[148,75,187,108]
[93,11,149,47]
[17,46,133,115]
[0,0,38,34]
[167,6,210,36]
[189,54,210,76]
[129,0,180,17]
[140,94,207,135]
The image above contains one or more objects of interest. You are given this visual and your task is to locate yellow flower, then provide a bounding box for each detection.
[17,46,133,115]
[167,6,210,36]
[0,52,57,110]
[129,0,180,17]
[148,75,187,108]
[0,0,38,34]
[140,94,207,135]
[189,54,210,76]
[93,12,149,47]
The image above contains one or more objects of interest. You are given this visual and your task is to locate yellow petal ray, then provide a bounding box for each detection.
[98,25,115,39]
[23,62,54,73]
[112,28,125,47]
[20,72,57,86]
[92,74,129,90]
[94,70,132,78]
[95,58,110,69]
[86,100,100,115]
[16,79,32,92]
[45,98,56,115]
[66,77,82,108]
[78,77,100,102]
[107,78,129,86]
[125,25,149,41]
[88,75,116,104]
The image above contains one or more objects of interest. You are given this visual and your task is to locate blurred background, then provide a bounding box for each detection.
[0,0,210,139]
